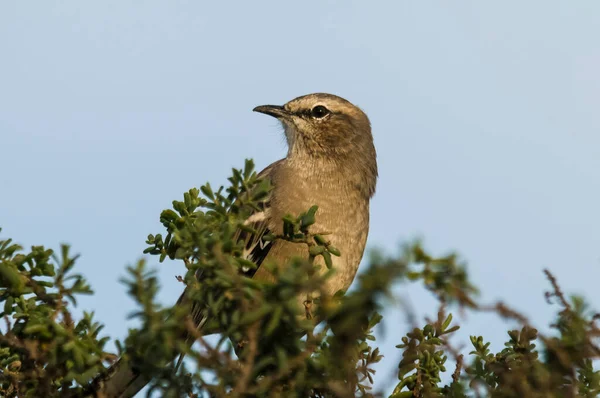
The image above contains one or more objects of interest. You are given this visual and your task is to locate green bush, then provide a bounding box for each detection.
[1,160,598,397]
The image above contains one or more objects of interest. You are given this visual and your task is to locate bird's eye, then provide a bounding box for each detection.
[310,105,330,119]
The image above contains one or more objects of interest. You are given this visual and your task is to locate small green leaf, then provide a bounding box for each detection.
[327,246,341,256]
[4,296,13,314]
[309,246,325,256]
[322,251,333,269]
[314,234,327,245]
[0,266,24,293]
[201,184,214,200]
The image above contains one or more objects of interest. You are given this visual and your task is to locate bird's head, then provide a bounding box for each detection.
[254,93,378,197]
[253,93,375,160]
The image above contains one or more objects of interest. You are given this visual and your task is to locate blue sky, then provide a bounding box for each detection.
[2,1,599,394]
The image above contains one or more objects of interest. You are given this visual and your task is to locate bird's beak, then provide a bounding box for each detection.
[253,105,290,119]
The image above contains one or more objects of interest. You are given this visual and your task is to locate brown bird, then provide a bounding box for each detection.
[94,93,377,397]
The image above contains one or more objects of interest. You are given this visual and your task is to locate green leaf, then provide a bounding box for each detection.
[322,251,333,269]
[328,246,341,257]
[314,234,327,245]
[0,265,24,293]
[201,183,214,200]
[4,296,13,313]
[309,246,325,256]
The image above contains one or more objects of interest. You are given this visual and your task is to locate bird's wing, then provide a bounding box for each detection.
[184,160,282,324]
[234,159,282,276]
[171,160,282,373]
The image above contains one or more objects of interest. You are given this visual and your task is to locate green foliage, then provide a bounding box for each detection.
[1,160,599,397]
[392,312,460,397]
[0,235,110,397]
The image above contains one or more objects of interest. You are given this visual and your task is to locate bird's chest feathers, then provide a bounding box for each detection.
[265,171,369,297]
[269,169,369,246]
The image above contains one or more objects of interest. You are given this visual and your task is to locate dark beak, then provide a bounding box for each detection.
[253,105,289,119]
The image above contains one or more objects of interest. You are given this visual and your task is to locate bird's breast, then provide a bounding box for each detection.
[267,171,370,296]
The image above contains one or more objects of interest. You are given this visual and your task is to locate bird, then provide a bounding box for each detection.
[93,93,378,397]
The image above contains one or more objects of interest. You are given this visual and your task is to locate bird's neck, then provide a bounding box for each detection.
[284,153,376,200]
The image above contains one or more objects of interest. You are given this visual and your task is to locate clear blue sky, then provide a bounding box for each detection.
[2,1,599,394]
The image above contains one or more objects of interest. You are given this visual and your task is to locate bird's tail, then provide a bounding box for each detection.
[174,312,209,373]
[86,356,153,398]
[88,290,208,397]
